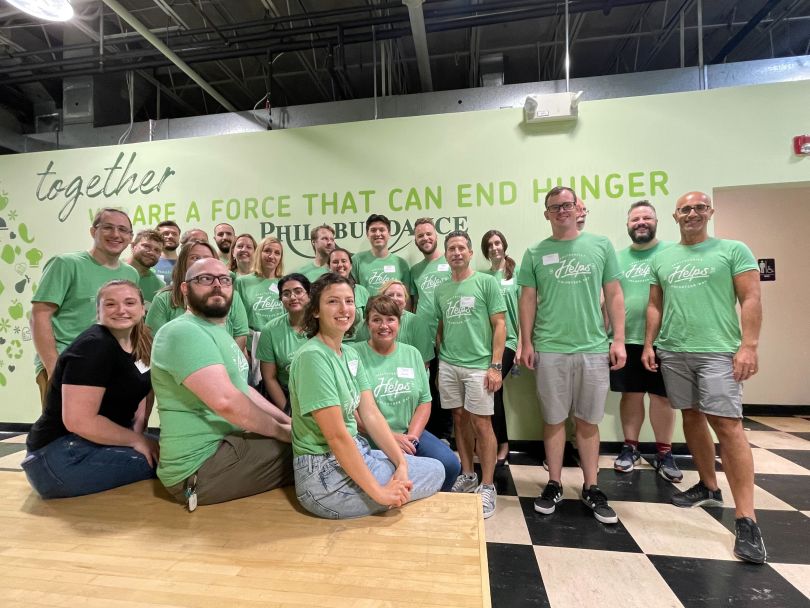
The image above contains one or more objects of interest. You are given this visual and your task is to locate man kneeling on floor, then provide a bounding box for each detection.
[152,258,293,509]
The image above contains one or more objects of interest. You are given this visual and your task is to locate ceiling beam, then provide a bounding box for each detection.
[709,0,788,63]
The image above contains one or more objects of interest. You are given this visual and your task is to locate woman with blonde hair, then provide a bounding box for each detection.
[229,233,257,276]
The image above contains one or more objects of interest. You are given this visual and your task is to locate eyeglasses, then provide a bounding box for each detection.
[97,223,133,235]
[187,274,233,286]
[281,287,307,299]
[546,201,576,214]
[677,204,711,215]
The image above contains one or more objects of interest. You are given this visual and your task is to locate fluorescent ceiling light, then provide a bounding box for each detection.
[5,0,74,22]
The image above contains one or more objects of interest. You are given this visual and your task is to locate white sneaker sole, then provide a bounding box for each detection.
[534,496,562,515]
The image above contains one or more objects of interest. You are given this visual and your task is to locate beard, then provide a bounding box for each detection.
[629,224,657,244]
[417,240,437,255]
[217,243,232,254]
[135,254,159,269]
[164,243,179,252]
[187,287,231,318]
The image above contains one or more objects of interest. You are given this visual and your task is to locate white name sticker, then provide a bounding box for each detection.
[437,263,450,271]
[383,265,396,273]
[542,253,560,265]
[347,359,359,376]
[397,367,415,379]
[460,296,475,308]
[134,359,150,374]
[270,283,279,293]
[501,278,514,285]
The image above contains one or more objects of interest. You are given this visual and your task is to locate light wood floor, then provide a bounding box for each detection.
[0,472,490,608]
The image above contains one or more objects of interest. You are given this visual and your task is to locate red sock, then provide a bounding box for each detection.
[656,442,672,456]
[624,439,639,448]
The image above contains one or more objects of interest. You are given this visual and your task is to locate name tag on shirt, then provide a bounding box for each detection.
[542,253,560,265]
[270,283,279,293]
[460,296,475,308]
[397,367,415,379]
[438,263,450,271]
[134,360,150,374]
[384,265,396,273]
[347,359,359,376]
[501,278,514,285]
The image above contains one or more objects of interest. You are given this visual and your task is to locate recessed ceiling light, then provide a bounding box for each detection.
[5,0,74,22]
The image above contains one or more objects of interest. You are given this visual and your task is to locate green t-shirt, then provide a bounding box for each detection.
[289,338,371,456]
[483,267,521,351]
[350,250,412,294]
[613,241,673,345]
[235,274,285,331]
[146,289,249,338]
[353,310,434,362]
[434,272,506,369]
[649,238,758,352]
[355,342,431,436]
[31,251,140,373]
[151,314,249,487]
[138,269,166,310]
[297,261,329,282]
[256,314,308,386]
[410,257,451,340]
[518,232,621,354]
[344,283,371,343]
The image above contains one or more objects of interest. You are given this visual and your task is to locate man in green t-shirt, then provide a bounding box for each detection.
[609,201,681,483]
[435,231,506,520]
[213,222,235,264]
[351,214,411,293]
[152,257,293,509]
[642,191,765,564]
[31,207,140,406]
[127,229,166,310]
[518,186,626,526]
[297,224,335,281]
[410,218,452,441]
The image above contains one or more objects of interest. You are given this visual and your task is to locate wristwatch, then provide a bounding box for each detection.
[489,363,503,372]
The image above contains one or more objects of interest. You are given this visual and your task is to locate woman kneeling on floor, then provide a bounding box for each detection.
[289,273,444,519]
[22,280,158,498]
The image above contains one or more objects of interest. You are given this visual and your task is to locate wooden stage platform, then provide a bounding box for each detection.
[0,471,490,608]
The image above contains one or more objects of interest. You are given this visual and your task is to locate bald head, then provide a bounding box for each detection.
[185,257,229,282]
[676,191,711,207]
[183,258,232,320]
[674,190,714,244]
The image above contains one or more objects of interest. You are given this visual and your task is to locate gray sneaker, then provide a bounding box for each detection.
[476,483,497,519]
[450,473,478,493]
[671,480,723,508]
[614,444,641,472]
[655,451,683,482]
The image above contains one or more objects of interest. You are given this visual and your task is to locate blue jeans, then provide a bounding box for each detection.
[416,430,461,491]
[21,434,157,499]
[294,435,444,519]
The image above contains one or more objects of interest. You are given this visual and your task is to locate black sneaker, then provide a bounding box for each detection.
[734,517,767,564]
[534,480,563,514]
[581,485,618,524]
[671,480,723,508]
[654,451,684,483]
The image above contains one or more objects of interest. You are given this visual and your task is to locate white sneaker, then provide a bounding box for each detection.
[476,483,497,519]
[450,473,478,493]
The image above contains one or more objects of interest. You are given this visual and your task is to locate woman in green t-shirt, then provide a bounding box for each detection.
[228,233,257,276]
[289,274,444,519]
[327,247,370,342]
[377,280,435,363]
[482,229,520,465]
[356,295,460,491]
[258,273,310,412]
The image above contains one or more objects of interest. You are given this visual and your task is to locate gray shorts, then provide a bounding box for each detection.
[534,353,610,425]
[437,361,494,416]
[657,350,743,418]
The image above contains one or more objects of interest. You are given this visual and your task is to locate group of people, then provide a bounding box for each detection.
[21,186,767,564]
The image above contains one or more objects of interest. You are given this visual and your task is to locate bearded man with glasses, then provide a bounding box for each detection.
[643,191,766,564]
[151,257,293,510]
[32,207,140,407]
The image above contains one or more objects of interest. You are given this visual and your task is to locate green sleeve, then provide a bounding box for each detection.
[146,290,172,332]
[228,295,250,337]
[152,321,227,384]
[256,320,276,363]
[293,349,344,415]
[31,255,72,306]
[730,241,758,276]
[517,249,536,288]
[399,258,413,294]
[602,241,622,283]
[486,275,507,315]
[416,355,431,404]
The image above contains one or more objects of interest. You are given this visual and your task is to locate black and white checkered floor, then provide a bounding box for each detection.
[2,414,809,607]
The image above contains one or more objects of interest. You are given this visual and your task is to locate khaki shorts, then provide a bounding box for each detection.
[657,350,743,418]
[437,361,494,416]
[534,352,609,425]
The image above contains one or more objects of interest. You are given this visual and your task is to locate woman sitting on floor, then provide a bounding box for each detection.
[288,273,444,519]
[22,280,158,499]
[355,295,461,491]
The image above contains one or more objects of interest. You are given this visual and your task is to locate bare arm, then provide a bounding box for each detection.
[641,284,664,372]
[312,403,411,508]
[518,287,537,368]
[62,385,159,466]
[733,269,762,382]
[248,385,291,425]
[486,312,506,392]
[602,280,627,371]
[259,361,288,411]
[132,391,155,434]
[182,364,291,442]
[31,302,59,377]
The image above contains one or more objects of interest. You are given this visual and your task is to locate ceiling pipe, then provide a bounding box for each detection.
[100,0,238,112]
[709,0,787,63]
[403,0,433,92]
